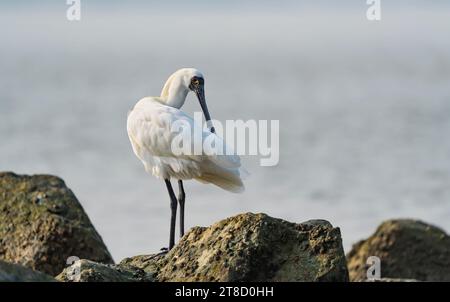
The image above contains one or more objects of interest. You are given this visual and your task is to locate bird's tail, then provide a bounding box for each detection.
[195,166,246,193]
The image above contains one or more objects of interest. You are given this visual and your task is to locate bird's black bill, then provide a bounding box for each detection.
[195,86,215,133]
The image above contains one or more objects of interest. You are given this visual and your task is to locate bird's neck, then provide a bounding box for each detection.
[160,75,188,109]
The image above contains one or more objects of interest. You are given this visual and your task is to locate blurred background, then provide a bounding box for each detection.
[1,0,450,261]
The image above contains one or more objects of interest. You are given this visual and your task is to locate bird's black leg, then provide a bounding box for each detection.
[178,180,186,237]
[164,179,177,250]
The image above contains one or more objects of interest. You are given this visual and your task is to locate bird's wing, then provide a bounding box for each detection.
[127,101,242,169]
[127,103,188,161]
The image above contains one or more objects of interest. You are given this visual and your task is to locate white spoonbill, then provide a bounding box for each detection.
[127,68,246,250]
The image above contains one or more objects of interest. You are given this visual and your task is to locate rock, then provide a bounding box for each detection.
[56,259,154,282]
[0,260,56,282]
[0,172,114,276]
[120,253,164,278]
[364,278,419,282]
[120,213,348,282]
[59,213,348,282]
[347,219,450,282]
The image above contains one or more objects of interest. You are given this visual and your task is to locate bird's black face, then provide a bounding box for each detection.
[189,76,215,133]
[188,76,204,92]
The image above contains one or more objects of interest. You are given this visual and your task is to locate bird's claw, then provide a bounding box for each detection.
[157,247,169,255]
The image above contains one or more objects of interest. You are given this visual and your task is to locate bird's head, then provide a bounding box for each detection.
[161,68,215,133]
[175,68,215,133]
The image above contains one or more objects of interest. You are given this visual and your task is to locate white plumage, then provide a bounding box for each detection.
[127,68,246,193]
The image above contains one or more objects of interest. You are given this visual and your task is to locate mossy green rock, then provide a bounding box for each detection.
[0,260,56,282]
[120,213,349,282]
[347,219,450,281]
[56,259,154,282]
[0,172,114,276]
[364,278,419,282]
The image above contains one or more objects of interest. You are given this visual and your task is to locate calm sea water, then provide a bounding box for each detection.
[1,2,450,261]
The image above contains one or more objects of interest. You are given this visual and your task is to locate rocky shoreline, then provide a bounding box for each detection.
[1,172,450,282]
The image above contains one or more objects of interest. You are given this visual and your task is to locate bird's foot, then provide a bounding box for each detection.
[154,247,169,256]
[144,248,169,261]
